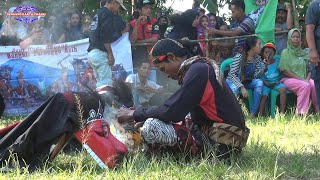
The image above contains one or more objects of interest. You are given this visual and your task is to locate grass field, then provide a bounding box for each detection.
[0,113,319,180]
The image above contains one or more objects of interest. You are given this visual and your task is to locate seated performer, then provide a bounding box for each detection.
[118,38,250,160]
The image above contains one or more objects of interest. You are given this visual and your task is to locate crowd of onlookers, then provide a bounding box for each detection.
[0,0,317,117]
[0,5,90,47]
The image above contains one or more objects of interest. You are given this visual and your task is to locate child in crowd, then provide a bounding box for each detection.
[197,15,212,56]
[125,62,163,109]
[218,24,234,60]
[210,24,234,64]
[207,13,217,29]
[258,42,287,115]
[20,21,49,48]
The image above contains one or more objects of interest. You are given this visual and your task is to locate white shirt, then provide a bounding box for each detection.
[126,73,162,107]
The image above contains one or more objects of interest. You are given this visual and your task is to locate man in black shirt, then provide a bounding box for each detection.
[118,39,249,160]
[87,0,129,91]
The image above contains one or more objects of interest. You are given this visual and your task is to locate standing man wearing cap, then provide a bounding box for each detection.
[129,0,160,74]
[275,2,293,55]
[306,0,320,112]
[87,0,129,92]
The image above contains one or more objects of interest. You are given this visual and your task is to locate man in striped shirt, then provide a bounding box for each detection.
[208,0,255,54]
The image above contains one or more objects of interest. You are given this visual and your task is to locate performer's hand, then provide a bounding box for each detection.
[108,54,115,66]
[134,121,144,130]
[310,49,319,66]
[118,107,135,124]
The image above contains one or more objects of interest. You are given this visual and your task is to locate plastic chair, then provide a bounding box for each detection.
[220,58,253,110]
[220,58,233,78]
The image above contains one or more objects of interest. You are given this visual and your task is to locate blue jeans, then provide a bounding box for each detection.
[87,49,113,88]
[244,79,263,114]
[244,62,263,114]
[227,79,263,114]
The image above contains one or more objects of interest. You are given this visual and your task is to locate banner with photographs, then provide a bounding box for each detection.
[0,33,133,116]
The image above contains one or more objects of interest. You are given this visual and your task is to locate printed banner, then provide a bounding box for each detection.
[0,33,133,116]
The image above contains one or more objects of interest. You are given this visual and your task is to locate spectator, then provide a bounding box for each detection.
[207,12,225,29]
[82,14,92,38]
[192,0,200,9]
[164,13,179,38]
[54,5,74,41]
[87,0,129,91]
[226,36,265,118]
[157,12,169,39]
[164,9,202,94]
[168,9,198,41]
[125,62,163,109]
[197,14,212,56]
[58,12,84,43]
[207,12,218,29]
[197,8,206,17]
[208,0,255,55]
[0,7,28,46]
[279,28,319,115]
[275,3,294,55]
[129,0,160,72]
[20,21,50,48]
[306,0,320,112]
[45,14,59,43]
[37,17,46,30]
[210,24,234,64]
[118,38,249,160]
[258,42,287,115]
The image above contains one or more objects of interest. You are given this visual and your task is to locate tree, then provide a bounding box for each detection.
[0,0,171,21]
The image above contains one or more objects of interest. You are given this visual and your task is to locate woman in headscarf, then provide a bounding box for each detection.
[161,9,202,95]
[0,7,28,46]
[168,9,198,41]
[167,9,203,57]
[279,28,319,114]
[118,38,249,160]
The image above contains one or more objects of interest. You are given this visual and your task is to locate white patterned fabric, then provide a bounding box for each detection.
[141,118,177,146]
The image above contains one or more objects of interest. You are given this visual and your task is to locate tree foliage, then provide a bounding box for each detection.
[0,0,170,21]
[0,0,311,22]
[198,0,310,19]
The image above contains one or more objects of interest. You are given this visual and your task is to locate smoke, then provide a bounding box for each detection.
[0,0,179,111]
[0,0,99,45]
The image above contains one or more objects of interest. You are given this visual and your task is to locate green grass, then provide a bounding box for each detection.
[0,113,319,180]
